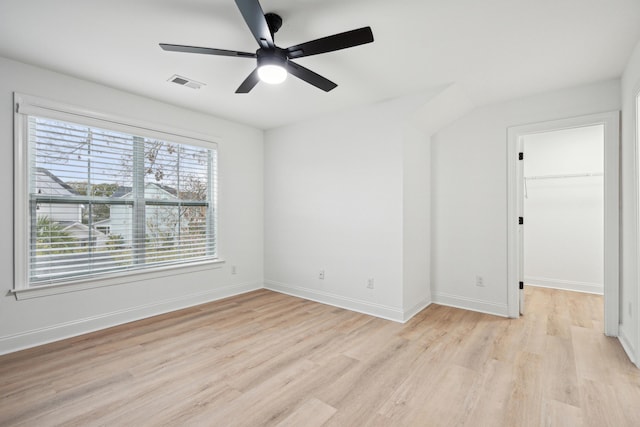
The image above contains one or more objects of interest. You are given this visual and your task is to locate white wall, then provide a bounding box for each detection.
[620,40,640,366]
[523,126,604,294]
[0,57,264,354]
[431,80,620,317]
[264,93,433,321]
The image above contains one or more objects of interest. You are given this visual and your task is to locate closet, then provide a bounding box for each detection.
[523,125,604,294]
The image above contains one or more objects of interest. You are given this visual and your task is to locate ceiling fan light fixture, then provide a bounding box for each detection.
[257,49,288,84]
[258,64,287,84]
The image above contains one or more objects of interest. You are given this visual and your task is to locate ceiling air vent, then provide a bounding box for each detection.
[168,74,205,89]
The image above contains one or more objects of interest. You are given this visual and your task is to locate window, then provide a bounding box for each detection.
[14,94,218,291]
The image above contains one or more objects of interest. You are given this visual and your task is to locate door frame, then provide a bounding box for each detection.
[507,111,620,337]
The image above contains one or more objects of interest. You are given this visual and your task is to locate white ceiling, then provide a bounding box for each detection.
[1,0,639,129]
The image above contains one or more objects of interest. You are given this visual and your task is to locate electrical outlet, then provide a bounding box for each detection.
[475,275,484,287]
[319,270,325,280]
[231,265,237,275]
[367,278,374,289]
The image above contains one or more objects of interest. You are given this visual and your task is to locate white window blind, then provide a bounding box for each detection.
[20,112,217,288]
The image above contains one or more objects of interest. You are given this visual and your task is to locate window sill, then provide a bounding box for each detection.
[11,259,225,300]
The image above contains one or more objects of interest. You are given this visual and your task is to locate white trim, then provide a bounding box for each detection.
[636,85,640,370]
[431,292,509,318]
[403,297,432,322]
[264,280,405,322]
[632,82,640,371]
[12,259,225,300]
[525,277,603,295]
[14,92,220,149]
[13,93,29,293]
[603,112,621,337]
[0,281,262,356]
[507,111,620,336]
[619,326,638,367]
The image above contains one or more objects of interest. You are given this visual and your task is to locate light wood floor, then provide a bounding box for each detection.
[1,287,638,427]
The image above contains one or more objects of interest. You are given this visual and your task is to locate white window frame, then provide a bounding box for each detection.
[13,93,223,299]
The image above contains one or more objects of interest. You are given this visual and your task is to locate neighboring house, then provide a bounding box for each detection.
[103,182,181,246]
[61,222,107,248]
[35,167,106,247]
[35,167,82,224]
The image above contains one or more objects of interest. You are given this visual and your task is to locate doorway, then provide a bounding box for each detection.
[523,125,604,295]
[507,111,620,337]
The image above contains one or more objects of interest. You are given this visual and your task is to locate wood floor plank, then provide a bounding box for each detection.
[460,358,515,427]
[542,335,580,407]
[450,315,504,372]
[504,351,544,427]
[580,378,629,427]
[377,353,446,419]
[0,288,637,426]
[379,361,478,426]
[540,398,584,427]
[316,337,423,418]
[275,398,336,427]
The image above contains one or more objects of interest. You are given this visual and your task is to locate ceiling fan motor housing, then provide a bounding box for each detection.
[257,47,288,69]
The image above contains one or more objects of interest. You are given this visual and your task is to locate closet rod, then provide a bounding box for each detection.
[524,172,603,181]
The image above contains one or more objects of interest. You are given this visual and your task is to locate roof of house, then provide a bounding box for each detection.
[36,167,80,195]
[111,182,178,199]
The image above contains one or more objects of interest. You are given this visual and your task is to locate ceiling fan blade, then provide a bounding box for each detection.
[287,61,337,92]
[235,69,261,93]
[286,27,374,59]
[160,43,256,58]
[234,0,274,49]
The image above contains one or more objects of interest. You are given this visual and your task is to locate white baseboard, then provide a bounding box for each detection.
[618,326,638,367]
[403,297,432,322]
[525,276,603,295]
[264,280,405,322]
[0,281,262,356]
[432,292,509,318]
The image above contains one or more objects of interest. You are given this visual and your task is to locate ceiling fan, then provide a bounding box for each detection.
[160,0,374,93]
